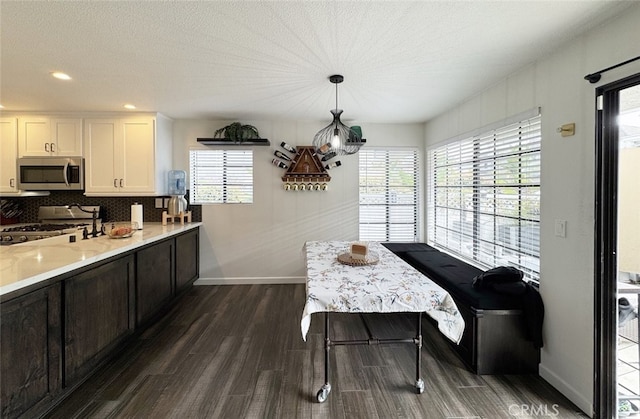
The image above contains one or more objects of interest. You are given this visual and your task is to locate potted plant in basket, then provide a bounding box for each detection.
[214,122,262,143]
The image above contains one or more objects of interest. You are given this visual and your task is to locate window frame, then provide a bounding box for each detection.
[189,148,254,204]
[359,147,421,243]
[427,113,541,282]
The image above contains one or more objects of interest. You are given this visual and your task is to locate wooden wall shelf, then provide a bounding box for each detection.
[281,146,330,183]
[197,138,270,146]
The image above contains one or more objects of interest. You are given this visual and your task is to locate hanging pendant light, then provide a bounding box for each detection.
[313,74,365,156]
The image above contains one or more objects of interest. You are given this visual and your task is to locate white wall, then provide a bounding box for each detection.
[424,4,640,416]
[172,120,424,284]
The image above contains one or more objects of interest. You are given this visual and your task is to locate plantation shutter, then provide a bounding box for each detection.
[189,149,253,204]
[359,148,419,242]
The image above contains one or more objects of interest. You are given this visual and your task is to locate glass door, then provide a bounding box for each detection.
[617,82,640,418]
[595,74,640,419]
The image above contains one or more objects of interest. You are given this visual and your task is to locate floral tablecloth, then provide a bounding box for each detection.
[301,241,465,344]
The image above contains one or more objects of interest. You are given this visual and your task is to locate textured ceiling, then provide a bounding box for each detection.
[0,1,633,123]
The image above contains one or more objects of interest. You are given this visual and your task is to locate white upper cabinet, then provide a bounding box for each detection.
[83,115,171,196]
[18,117,82,157]
[83,119,118,194]
[0,117,19,193]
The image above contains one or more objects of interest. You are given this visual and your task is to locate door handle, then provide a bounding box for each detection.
[51,143,55,153]
[63,161,70,187]
[44,143,49,152]
[10,178,15,188]
[114,179,118,187]
[120,179,124,188]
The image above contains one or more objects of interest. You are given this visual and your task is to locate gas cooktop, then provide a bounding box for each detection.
[0,205,100,245]
[1,223,87,233]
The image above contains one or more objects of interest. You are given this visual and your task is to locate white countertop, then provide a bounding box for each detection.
[0,222,202,297]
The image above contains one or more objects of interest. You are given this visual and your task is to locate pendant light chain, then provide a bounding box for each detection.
[334,81,339,130]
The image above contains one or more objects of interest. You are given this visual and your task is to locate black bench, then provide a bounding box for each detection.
[383,242,540,375]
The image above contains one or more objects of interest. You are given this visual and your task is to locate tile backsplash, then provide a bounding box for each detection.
[0,191,201,225]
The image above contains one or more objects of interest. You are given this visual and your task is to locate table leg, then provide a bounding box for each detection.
[317,312,332,403]
[415,313,425,394]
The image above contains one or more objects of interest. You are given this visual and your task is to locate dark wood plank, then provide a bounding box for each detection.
[46,284,586,419]
[341,390,380,419]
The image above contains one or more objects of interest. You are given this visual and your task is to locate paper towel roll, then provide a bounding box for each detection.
[131,203,143,230]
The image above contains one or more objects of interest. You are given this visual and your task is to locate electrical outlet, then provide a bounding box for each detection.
[155,198,163,209]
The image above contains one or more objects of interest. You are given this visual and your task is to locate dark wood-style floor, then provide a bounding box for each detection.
[47,284,588,418]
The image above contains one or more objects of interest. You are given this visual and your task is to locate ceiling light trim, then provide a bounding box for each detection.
[51,71,72,81]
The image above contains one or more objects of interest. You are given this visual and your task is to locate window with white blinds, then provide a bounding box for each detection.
[359,148,419,242]
[189,149,253,204]
[427,114,541,281]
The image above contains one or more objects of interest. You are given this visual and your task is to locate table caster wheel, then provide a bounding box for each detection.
[316,383,331,403]
[415,378,425,394]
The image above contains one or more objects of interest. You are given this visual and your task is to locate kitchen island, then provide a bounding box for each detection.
[0,222,201,297]
[0,222,201,419]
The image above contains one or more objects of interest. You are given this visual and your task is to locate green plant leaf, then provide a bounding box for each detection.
[213,122,261,142]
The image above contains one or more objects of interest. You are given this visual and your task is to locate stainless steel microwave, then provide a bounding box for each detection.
[17,156,85,190]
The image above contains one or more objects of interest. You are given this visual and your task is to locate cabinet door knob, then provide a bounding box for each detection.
[113,178,118,187]
[10,178,15,188]
[119,179,124,188]
[44,143,49,152]
[51,143,55,153]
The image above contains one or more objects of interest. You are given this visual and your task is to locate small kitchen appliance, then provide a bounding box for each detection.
[166,170,188,216]
[17,156,84,190]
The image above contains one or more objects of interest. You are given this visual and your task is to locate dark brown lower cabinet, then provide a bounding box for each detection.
[64,255,135,386]
[175,228,199,293]
[0,227,199,418]
[1,284,62,419]
[136,238,174,326]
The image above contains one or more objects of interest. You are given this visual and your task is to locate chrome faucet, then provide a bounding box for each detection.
[67,203,100,238]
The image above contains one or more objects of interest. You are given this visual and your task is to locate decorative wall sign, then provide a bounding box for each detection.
[271,145,341,191]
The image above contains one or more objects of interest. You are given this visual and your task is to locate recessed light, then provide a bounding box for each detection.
[51,71,72,80]
[124,104,136,110]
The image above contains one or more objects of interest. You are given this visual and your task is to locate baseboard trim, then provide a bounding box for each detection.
[194,277,306,285]
[539,364,593,417]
